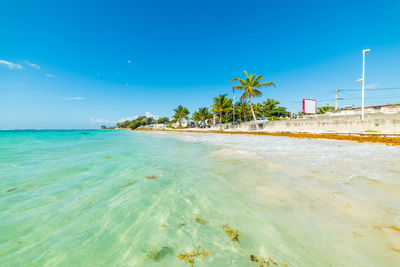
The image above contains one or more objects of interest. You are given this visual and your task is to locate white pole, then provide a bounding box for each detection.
[360,49,370,120]
[361,52,365,120]
[335,89,338,110]
[291,102,293,118]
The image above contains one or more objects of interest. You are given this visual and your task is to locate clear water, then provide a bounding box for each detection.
[1,130,400,266]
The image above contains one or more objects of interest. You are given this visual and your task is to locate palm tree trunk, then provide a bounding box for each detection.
[179,118,182,128]
[219,111,223,131]
[248,96,259,130]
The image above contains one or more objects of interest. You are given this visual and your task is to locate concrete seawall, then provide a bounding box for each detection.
[225,113,400,134]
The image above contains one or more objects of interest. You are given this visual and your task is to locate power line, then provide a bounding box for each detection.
[340,86,400,92]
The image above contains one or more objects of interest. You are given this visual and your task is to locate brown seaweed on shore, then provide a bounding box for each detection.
[6,188,17,192]
[177,246,210,267]
[120,181,136,188]
[195,214,207,225]
[147,246,174,262]
[145,175,159,180]
[134,128,400,146]
[223,223,243,242]
[250,254,278,266]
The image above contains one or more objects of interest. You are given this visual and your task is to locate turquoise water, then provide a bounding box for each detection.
[1,130,400,266]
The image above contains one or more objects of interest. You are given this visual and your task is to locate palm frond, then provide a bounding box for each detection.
[240,92,247,102]
[254,82,276,88]
[254,75,264,82]
[253,89,262,97]
[232,85,243,91]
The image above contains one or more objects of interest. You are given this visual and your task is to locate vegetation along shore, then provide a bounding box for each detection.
[109,70,400,145]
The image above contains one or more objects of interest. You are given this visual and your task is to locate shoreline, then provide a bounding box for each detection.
[129,128,400,146]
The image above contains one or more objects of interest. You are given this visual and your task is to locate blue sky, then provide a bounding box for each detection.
[1,0,400,129]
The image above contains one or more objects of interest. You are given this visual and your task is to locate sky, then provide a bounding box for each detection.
[1,0,400,129]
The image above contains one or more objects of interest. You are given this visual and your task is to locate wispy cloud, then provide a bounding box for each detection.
[62,96,86,101]
[127,59,132,64]
[0,59,23,69]
[90,118,116,124]
[366,83,379,89]
[25,61,40,69]
[45,73,55,78]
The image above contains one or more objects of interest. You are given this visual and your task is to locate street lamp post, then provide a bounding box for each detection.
[358,49,370,120]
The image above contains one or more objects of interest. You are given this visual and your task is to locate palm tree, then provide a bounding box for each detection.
[253,103,263,118]
[211,94,232,130]
[317,104,335,114]
[173,105,190,128]
[231,71,275,126]
[197,107,212,127]
[263,99,280,112]
[192,111,201,125]
[235,101,250,122]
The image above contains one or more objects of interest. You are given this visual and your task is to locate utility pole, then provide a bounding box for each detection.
[335,89,338,110]
[358,49,370,120]
[291,102,293,118]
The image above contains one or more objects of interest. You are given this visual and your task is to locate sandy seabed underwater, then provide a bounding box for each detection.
[1,130,400,266]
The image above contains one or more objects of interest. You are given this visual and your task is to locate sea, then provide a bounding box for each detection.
[1,130,400,266]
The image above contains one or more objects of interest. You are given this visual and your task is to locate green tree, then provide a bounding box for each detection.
[196,107,213,127]
[317,104,335,114]
[262,99,280,115]
[136,116,146,121]
[262,99,289,118]
[235,101,251,122]
[119,120,131,128]
[128,121,144,130]
[173,105,190,128]
[211,94,232,130]
[252,103,263,118]
[156,117,170,124]
[231,71,275,126]
[142,117,155,125]
[192,111,200,124]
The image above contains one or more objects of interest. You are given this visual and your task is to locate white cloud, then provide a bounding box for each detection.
[127,59,132,64]
[62,96,86,101]
[366,83,379,89]
[145,111,159,120]
[25,61,40,69]
[45,73,55,78]
[90,118,116,124]
[0,59,23,69]
[118,115,138,122]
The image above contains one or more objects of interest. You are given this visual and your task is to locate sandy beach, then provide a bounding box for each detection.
[131,128,400,146]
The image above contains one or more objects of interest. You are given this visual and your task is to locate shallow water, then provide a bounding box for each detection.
[1,130,400,266]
